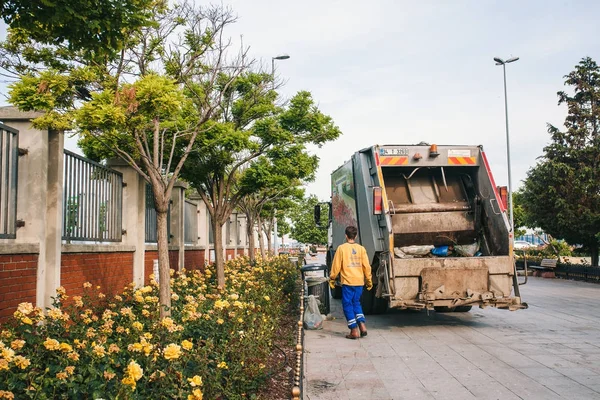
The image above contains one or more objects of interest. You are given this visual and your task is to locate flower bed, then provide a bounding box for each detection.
[0,256,299,399]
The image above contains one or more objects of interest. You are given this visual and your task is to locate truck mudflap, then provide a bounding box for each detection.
[386,256,528,311]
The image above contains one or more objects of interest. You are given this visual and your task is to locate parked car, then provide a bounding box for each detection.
[514,240,534,250]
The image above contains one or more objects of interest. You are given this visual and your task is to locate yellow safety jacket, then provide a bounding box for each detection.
[329,242,372,286]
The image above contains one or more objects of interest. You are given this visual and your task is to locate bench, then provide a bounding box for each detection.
[528,258,557,278]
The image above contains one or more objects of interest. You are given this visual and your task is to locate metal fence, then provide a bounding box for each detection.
[0,123,19,239]
[62,150,123,242]
[556,264,600,283]
[184,200,197,244]
[145,184,171,243]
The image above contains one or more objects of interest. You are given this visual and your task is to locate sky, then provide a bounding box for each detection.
[2,0,599,201]
[217,0,600,200]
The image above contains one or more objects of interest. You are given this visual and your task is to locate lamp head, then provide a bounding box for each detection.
[493,57,504,64]
[273,55,290,60]
[506,56,519,63]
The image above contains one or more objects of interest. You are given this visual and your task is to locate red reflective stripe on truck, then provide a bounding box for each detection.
[380,156,408,165]
[481,150,506,212]
[448,156,476,165]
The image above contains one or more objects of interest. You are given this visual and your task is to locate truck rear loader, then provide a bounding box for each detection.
[316,144,527,314]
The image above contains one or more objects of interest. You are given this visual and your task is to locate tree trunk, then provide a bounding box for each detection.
[264,223,273,255]
[257,215,266,259]
[156,210,172,318]
[246,214,256,262]
[213,218,226,288]
[591,244,599,267]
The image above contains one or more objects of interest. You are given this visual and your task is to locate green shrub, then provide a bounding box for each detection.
[0,256,299,399]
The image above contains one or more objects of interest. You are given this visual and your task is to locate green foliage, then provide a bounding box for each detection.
[521,57,600,266]
[1,0,158,60]
[289,195,329,245]
[76,74,191,164]
[0,257,299,399]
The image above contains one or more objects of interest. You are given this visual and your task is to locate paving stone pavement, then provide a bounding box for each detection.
[303,277,600,399]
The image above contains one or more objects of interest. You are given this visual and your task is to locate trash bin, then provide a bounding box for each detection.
[300,263,330,315]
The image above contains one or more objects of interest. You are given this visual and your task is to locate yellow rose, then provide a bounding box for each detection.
[187,388,203,400]
[21,317,33,325]
[43,338,60,351]
[181,340,193,351]
[0,359,9,371]
[163,344,182,360]
[188,375,203,388]
[127,360,143,381]
[10,340,25,350]
[217,361,228,369]
[59,343,73,353]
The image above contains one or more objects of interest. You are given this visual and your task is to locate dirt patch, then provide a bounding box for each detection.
[256,303,298,399]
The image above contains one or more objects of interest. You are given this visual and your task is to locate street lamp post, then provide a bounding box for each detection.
[271,54,290,90]
[271,54,289,255]
[494,56,519,239]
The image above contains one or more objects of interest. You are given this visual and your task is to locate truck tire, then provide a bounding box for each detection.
[434,306,454,313]
[372,293,388,314]
[454,306,472,312]
[360,288,375,315]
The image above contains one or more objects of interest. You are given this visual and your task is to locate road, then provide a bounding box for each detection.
[303,271,600,399]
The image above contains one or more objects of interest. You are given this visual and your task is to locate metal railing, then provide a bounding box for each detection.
[0,123,19,239]
[62,150,123,242]
[184,200,197,244]
[145,184,171,243]
[556,264,600,283]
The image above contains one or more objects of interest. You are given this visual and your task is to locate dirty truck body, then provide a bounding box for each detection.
[326,144,525,314]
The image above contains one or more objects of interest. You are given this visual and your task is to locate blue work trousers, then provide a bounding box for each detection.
[342,285,365,329]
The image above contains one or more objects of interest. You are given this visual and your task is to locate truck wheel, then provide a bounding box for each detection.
[372,293,388,314]
[454,306,472,312]
[331,285,342,299]
[434,306,455,313]
[361,288,375,315]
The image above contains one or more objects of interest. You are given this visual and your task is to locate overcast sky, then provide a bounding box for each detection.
[2,1,599,201]
[220,0,599,200]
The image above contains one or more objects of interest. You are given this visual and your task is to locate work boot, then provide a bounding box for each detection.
[345,327,360,340]
[358,322,367,337]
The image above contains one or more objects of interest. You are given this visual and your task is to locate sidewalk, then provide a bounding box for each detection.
[303,278,600,400]
[303,298,398,400]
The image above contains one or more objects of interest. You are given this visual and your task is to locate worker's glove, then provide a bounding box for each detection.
[329,279,336,290]
[366,279,373,291]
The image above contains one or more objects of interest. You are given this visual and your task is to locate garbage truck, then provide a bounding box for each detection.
[315,143,527,314]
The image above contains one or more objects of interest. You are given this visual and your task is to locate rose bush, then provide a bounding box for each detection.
[0,255,299,399]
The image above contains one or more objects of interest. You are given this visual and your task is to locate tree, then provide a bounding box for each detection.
[1,0,157,61]
[289,195,329,246]
[181,86,341,287]
[521,57,600,266]
[7,3,248,316]
[238,146,317,261]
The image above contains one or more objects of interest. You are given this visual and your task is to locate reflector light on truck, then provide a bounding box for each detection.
[373,186,383,215]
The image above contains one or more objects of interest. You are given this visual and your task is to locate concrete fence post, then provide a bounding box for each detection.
[0,107,63,310]
[171,181,187,271]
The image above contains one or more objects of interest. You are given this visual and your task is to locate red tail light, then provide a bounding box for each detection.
[373,186,382,215]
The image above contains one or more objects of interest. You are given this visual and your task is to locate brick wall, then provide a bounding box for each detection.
[0,254,38,323]
[184,249,205,272]
[144,251,158,284]
[169,251,179,271]
[225,249,235,260]
[236,249,245,257]
[61,252,133,298]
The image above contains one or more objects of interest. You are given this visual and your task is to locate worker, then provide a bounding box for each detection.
[329,225,373,339]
